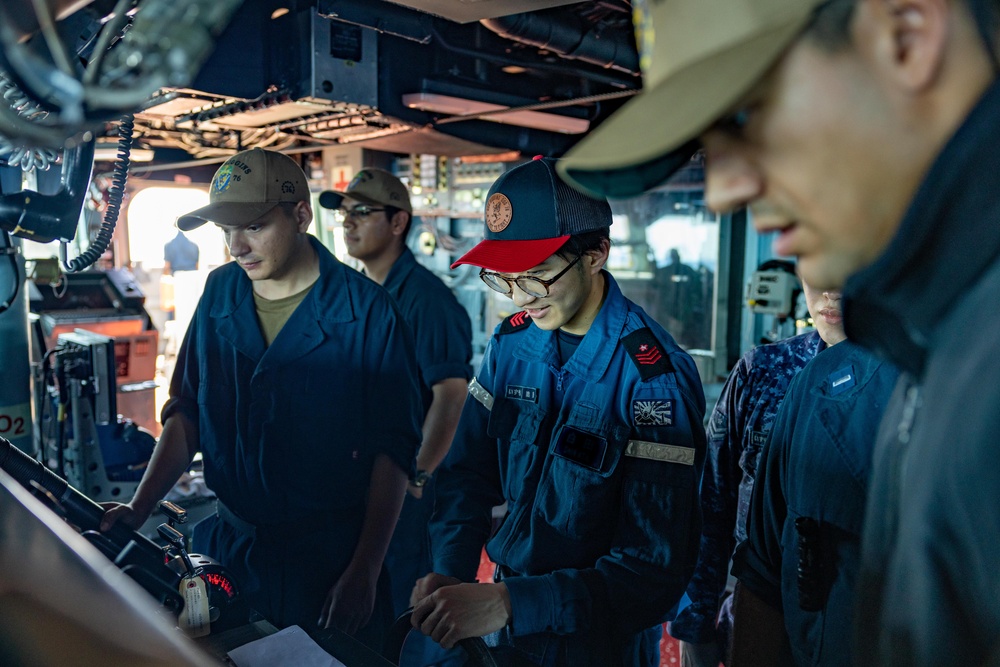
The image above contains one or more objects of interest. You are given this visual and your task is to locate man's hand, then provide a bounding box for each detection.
[406,482,424,499]
[99,502,146,532]
[680,639,723,667]
[410,572,461,608]
[318,562,378,636]
[411,581,512,649]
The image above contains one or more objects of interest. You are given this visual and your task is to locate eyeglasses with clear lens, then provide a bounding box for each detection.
[338,205,386,220]
[480,255,582,298]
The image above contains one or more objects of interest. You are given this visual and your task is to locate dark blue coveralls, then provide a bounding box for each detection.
[731,340,899,666]
[430,273,706,667]
[380,247,472,667]
[382,247,473,619]
[163,236,423,646]
[670,332,824,648]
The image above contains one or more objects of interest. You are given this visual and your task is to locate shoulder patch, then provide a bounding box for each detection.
[622,328,674,380]
[499,311,531,335]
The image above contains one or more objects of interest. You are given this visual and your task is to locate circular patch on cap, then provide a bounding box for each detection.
[485,193,513,233]
[213,163,235,194]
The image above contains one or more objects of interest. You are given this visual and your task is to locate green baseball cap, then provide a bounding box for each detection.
[558,0,825,199]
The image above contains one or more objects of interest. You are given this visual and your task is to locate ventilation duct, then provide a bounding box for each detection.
[480,9,638,76]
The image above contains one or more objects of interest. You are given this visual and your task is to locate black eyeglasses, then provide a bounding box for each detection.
[480,255,582,298]
[339,205,386,219]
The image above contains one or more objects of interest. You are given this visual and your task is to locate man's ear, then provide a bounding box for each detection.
[866,0,949,91]
[390,210,410,237]
[583,238,611,274]
[294,200,313,233]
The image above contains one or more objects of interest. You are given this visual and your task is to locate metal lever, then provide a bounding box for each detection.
[158,499,188,527]
[158,523,195,575]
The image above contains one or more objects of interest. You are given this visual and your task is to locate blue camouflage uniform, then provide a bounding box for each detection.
[670,331,823,646]
[164,236,423,644]
[731,340,899,666]
[430,272,706,667]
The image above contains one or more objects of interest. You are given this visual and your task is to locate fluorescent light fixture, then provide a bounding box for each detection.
[94,145,155,162]
[402,93,589,135]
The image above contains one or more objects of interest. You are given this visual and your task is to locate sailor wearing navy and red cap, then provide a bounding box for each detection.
[410,157,707,667]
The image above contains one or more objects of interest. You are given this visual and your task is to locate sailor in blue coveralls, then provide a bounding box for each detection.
[727,289,900,666]
[101,148,423,650]
[409,157,707,667]
[321,168,473,667]
[669,282,837,667]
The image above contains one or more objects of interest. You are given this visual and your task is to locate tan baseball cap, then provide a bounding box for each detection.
[318,168,413,214]
[177,148,310,230]
[558,0,824,199]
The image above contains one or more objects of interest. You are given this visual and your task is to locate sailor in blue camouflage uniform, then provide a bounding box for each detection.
[670,282,847,666]
[409,157,707,667]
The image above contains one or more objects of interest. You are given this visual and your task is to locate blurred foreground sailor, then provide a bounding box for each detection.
[560,0,1000,664]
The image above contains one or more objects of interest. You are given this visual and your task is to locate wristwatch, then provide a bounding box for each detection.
[411,470,433,487]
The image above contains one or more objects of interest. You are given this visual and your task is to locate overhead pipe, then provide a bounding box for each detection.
[480,9,639,77]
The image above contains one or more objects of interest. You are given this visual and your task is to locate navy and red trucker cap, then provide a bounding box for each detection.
[451,157,612,273]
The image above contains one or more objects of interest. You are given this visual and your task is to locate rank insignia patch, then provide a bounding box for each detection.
[622,328,673,380]
[828,365,856,396]
[499,311,531,335]
[633,399,673,426]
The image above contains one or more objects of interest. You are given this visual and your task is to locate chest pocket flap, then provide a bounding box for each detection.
[488,396,551,445]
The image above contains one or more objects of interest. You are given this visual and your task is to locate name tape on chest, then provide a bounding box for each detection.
[625,439,695,466]
[468,377,494,411]
[505,384,539,403]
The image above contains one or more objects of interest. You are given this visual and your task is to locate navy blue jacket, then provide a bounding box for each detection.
[431,272,706,666]
[732,341,898,666]
[849,78,1000,667]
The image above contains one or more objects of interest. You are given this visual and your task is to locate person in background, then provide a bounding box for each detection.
[728,286,899,665]
[102,148,423,651]
[163,228,199,275]
[657,248,704,349]
[320,168,473,666]
[669,279,836,667]
[410,157,706,667]
[559,0,1000,663]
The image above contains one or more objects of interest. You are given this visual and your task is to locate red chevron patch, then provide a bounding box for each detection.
[500,310,532,335]
[622,328,673,380]
[635,346,663,365]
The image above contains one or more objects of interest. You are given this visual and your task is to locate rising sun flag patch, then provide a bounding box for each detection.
[633,399,673,426]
